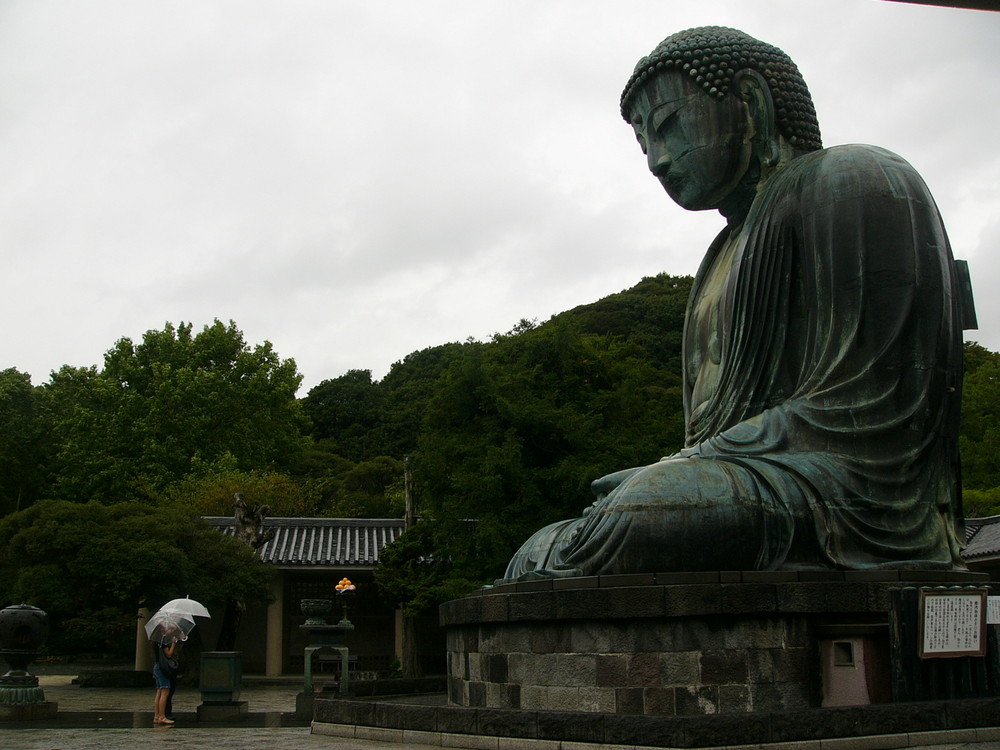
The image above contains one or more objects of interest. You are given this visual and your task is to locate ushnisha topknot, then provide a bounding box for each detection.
[621,26,822,152]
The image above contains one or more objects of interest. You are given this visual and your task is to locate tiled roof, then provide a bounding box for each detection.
[204,517,405,568]
[963,516,1000,560]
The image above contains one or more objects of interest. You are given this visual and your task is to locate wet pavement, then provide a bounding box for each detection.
[3,674,1000,749]
[2,727,440,749]
[33,673,305,715]
[1,674,443,749]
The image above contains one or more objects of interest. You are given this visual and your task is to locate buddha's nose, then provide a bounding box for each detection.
[647,145,671,176]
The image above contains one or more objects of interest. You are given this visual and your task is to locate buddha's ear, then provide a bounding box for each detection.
[735,69,779,168]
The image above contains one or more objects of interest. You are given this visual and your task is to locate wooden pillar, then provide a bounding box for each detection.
[135,607,152,671]
[265,572,284,676]
[394,608,404,661]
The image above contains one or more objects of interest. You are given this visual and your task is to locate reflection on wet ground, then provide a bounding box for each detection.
[9,673,993,750]
[2,673,449,748]
[4,674,310,728]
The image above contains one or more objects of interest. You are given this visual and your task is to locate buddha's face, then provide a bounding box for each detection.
[628,72,753,211]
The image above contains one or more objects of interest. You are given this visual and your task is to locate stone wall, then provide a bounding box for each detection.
[440,569,990,716]
[448,614,815,714]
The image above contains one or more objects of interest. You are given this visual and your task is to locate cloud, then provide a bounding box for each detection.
[1,0,998,391]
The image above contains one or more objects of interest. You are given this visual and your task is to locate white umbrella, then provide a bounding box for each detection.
[144,610,196,644]
[159,597,211,619]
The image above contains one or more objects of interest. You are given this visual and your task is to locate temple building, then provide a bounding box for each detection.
[137,517,443,678]
[962,516,1000,581]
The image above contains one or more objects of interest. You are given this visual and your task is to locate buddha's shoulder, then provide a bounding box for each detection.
[782,143,928,199]
[807,143,913,169]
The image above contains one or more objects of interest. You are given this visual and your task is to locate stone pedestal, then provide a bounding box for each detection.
[198,651,246,721]
[0,671,48,707]
[300,598,354,699]
[440,569,990,716]
[0,604,57,721]
[294,690,315,720]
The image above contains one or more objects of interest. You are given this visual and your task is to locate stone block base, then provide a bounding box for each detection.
[439,569,989,715]
[197,700,248,722]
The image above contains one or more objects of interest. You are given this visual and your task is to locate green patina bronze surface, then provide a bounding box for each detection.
[504,27,969,578]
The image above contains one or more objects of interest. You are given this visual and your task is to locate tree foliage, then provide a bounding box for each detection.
[304,342,469,462]
[160,455,323,517]
[304,369,383,462]
[408,277,690,586]
[39,320,307,504]
[960,342,1000,514]
[373,522,474,618]
[0,500,272,654]
[0,368,44,516]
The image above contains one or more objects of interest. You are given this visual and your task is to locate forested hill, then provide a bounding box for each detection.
[306,273,691,456]
[304,272,692,520]
[304,272,697,591]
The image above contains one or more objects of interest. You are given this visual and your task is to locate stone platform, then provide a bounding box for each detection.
[312,694,1000,749]
[439,569,992,716]
[0,700,57,721]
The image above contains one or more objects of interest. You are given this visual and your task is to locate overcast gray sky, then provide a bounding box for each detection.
[2,0,998,394]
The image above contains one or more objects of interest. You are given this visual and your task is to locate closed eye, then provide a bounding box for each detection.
[651,100,686,134]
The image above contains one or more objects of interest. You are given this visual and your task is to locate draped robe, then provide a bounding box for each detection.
[504,144,966,578]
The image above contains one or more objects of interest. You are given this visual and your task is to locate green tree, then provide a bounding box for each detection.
[962,487,1000,519]
[378,342,471,458]
[0,368,44,515]
[960,342,1000,514]
[0,500,272,655]
[304,369,383,461]
[331,456,405,517]
[302,344,470,463]
[410,278,692,588]
[374,521,479,677]
[299,342,472,518]
[39,320,308,504]
[161,455,322,517]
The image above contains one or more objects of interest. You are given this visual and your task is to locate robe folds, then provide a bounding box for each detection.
[504,144,967,578]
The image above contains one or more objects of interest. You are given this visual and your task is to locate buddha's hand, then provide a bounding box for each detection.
[587,466,647,512]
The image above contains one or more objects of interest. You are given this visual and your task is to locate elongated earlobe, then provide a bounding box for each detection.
[736,70,780,168]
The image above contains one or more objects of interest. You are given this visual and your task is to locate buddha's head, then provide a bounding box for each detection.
[621,27,821,216]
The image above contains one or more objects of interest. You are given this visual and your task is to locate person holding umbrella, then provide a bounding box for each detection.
[145,600,209,726]
[158,598,210,719]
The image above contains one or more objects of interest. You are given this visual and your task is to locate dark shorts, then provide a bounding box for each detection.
[152,663,171,689]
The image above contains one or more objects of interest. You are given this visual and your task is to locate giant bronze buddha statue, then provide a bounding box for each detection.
[503,27,969,578]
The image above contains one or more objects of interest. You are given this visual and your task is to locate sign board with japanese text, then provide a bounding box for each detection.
[918,588,987,658]
[987,596,1000,625]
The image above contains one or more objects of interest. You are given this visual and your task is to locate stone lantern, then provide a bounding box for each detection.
[294,579,357,718]
[0,604,57,720]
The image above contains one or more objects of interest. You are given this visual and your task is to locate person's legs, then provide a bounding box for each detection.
[155,689,174,723]
[165,679,175,719]
[152,664,174,724]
